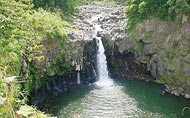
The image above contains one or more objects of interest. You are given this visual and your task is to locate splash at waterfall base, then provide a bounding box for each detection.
[27,3,175,114]
[94,37,114,88]
[29,35,151,114]
[45,37,190,118]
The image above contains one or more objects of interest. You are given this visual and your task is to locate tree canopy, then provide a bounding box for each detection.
[0,0,72,117]
[33,0,81,16]
[126,0,190,27]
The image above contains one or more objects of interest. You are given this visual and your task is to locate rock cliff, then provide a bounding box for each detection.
[116,15,190,98]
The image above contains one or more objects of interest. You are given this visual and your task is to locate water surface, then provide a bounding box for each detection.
[52,80,190,118]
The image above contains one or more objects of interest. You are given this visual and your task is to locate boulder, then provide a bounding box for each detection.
[185,94,190,99]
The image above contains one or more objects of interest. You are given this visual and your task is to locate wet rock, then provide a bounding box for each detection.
[171,90,180,96]
[185,94,190,99]
[171,88,184,96]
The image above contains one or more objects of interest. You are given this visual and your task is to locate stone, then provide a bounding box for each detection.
[111,10,120,15]
[185,94,190,99]
[172,90,180,96]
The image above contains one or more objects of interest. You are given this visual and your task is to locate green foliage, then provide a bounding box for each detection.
[126,0,170,27]
[0,0,40,116]
[168,0,190,14]
[54,55,74,76]
[33,0,82,16]
[0,0,71,117]
[126,0,190,30]
[16,105,56,118]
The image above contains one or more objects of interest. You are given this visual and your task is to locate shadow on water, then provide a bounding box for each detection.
[51,86,92,114]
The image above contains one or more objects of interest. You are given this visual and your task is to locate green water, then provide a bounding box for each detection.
[52,80,190,118]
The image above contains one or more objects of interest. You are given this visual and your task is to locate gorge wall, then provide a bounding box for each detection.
[30,4,190,103]
[115,15,190,98]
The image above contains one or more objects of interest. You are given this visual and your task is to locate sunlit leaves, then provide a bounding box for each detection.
[17,105,37,117]
[16,105,56,118]
[33,0,80,16]
[168,0,190,14]
[0,0,70,117]
[126,0,190,30]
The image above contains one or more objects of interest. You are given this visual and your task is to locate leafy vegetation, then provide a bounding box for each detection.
[126,0,190,29]
[0,0,77,117]
[16,105,56,118]
[33,0,82,17]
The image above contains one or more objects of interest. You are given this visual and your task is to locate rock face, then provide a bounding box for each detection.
[64,2,154,83]
[69,4,149,81]
[67,4,128,82]
[116,15,190,97]
[28,4,130,106]
[32,2,190,100]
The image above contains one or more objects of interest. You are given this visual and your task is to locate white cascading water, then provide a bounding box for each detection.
[88,14,113,87]
[77,71,80,85]
[95,36,113,87]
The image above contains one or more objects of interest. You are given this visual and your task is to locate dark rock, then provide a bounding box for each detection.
[111,10,120,15]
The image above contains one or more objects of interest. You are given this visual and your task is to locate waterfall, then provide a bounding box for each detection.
[77,71,81,85]
[88,14,113,87]
[91,64,97,79]
[95,37,113,87]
